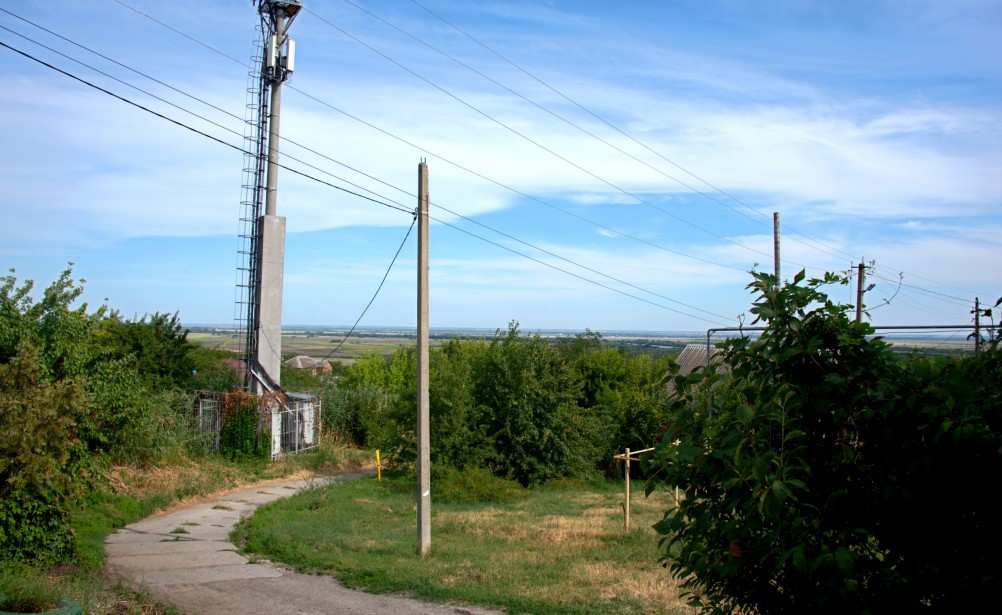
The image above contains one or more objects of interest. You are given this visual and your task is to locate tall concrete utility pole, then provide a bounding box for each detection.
[416,160,431,557]
[855,262,866,323]
[973,297,981,354]
[253,0,301,392]
[773,212,781,288]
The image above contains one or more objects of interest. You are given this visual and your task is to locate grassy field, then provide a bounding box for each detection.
[187,330,422,364]
[232,471,694,615]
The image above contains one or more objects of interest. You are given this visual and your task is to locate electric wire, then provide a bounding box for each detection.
[407,0,1002,297]
[0,11,410,212]
[430,200,734,320]
[109,0,247,66]
[869,272,970,306]
[335,0,771,229]
[406,0,859,264]
[0,39,412,216]
[2,23,731,318]
[305,7,784,266]
[427,213,730,326]
[321,217,417,362]
[871,263,985,300]
[95,0,754,277]
[101,0,981,312]
[2,38,730,324]
[285,80,747,272]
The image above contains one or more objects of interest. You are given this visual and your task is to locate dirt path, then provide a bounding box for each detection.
[105,474,503,615]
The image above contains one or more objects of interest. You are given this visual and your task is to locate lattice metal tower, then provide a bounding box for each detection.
[235,0,302,392]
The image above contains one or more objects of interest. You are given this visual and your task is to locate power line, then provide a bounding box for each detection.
[869,271,970,306]
[429,214,730,326]
[321,217,417,362]
[100,0,980,316]
[0,38,411,216]
[430,201,734,320]
[5,20,733,321]
[405,0,859,265]
[3,38,729,324]
[337,0,771,229]
[304,7,784,265]
[0,11,410,214]
[871,263,984,301]
[98,0,754,277]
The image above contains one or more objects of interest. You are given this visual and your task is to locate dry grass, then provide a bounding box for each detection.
[427,487,694,613]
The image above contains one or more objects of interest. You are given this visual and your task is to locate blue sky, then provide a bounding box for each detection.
[2,0,1000,333]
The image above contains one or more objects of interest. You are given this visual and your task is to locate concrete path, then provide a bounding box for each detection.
[105,475,503,615]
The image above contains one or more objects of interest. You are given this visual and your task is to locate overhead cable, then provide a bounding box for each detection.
[102,0,974,314]
[405,0,859,264]
[306,7,783,266]
[321,217,417,361]
[2,38,728,323]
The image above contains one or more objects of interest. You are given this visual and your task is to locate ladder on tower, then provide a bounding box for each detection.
[235,19,270,392]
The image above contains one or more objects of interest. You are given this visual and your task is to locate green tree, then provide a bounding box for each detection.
[649,271,1002,614]
[97,311,194,388]
[0,268,103,562]
[473,322,597,486]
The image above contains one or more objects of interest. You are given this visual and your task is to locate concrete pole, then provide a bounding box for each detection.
[855,262,866,323]
[773,212,781,288]
[264,12,285,217]
[255,8,290,390]
[974,297,981,355]
[416,160,431,557]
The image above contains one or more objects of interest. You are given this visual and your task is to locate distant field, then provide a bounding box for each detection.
[187,330,428,364]
[187,326,977,365]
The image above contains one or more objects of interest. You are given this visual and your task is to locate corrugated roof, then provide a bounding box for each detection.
[663,344,728,396]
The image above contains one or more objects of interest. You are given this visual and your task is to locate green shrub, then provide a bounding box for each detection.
[649,270,1002,614]
[219,391,269,459]
[0,343,89,563]
[472,323,600,486]
[432,466,526,504]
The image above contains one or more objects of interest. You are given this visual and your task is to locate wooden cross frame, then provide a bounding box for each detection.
[612,447,655,529]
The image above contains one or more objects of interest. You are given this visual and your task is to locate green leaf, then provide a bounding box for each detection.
[771,479,792,502]
[736,404,754,425]
[834,547,855,573]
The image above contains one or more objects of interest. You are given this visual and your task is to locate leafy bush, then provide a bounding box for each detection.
[472,323,600,486]
[0,269,104,563]
[219,391,270,459]
[188,345,241,391]
[0,343,89,563]
[649,270,1002,614]
[328,322,677,486]
[97,311,193,388]
[0,267,227,562]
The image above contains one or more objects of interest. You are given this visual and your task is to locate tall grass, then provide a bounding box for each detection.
[234,469,693,615]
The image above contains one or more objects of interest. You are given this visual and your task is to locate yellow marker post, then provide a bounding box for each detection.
[375,449,382,482]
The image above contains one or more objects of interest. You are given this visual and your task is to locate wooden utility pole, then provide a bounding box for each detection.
[974,297,981,354]
[416,160,431,557]
[773,212,781,287]
[855,262,866,323]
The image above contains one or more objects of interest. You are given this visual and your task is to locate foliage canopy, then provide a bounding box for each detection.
[649,270,1001,614]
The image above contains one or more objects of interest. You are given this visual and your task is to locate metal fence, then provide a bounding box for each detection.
[268,393,321,459]
[194,392,222,452]
[193,391,320,458]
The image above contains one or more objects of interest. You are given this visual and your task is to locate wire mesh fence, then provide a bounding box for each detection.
[192,391,320,458]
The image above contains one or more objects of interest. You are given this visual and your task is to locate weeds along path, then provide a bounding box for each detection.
[105,474,502,615]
